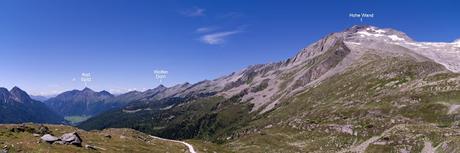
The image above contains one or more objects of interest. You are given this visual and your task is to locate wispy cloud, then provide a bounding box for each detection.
[200,31,240,45]
[219,12,244,19]
[181,7,205,17]
[195,26,217,33]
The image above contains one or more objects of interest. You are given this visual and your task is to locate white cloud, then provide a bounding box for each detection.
[182,7,205,17]
[195,26,217,33]
[200,31,240,45]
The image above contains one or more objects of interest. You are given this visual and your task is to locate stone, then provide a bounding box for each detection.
[59,132,82,147]
[40,134,59,143]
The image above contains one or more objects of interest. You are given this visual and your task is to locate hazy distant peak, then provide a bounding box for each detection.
[9,86,32,103]
[82,87,94,92]
[99,90,110,94]
[148,85,167,92]
[156,84,166,88]
[98,90,114,97]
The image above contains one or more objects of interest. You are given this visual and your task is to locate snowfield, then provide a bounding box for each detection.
[349,26,460,73]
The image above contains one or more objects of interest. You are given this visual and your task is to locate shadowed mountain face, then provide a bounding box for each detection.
[44,88,118,117]
[0,87,65,124]
[43,85,189,117]
[78,25,460,152]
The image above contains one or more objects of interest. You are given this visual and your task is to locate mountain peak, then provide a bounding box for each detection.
[345,25,373,33]
[82,87,94,92]
[345,25,413,42]
[154,84,167,90]
[9,86,32,103]
[10,86,23,92]
[98,90,114,97]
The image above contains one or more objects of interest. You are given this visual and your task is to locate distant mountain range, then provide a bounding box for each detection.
[43,85,195,121]
[30,95,51,102]
[0,87,65,124]
[44,87,120,117]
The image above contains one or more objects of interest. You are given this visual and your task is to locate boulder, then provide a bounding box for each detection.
[40,134,59,143]
[59,132,82,147]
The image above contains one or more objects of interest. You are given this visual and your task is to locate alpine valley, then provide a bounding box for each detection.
[2,25,460,152]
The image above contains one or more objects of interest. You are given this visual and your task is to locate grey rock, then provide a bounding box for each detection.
[40,134,59,143]
[59,132,82,147]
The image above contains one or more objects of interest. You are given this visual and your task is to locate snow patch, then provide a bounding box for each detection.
[388,35,405,41]
[345,41,361,45]
[356,29,405,42]
[454,39,460,43]
[357,31,384,37]
[374,29,386,34]
[453,39,460,48]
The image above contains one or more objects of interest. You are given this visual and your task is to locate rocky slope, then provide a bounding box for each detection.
[0,87,65,124]
[80,25,460,152]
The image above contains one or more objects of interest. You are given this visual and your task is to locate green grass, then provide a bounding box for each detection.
[64,115,92,124]
[0,124,187,153]
[225,53,460,152]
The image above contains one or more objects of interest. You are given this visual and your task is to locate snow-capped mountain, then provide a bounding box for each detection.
[80,26,460,152]
[142,25,460,113]
[344,26,460,72]
[80,26,460,116]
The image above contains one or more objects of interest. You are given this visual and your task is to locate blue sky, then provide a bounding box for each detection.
[0,0,459,96]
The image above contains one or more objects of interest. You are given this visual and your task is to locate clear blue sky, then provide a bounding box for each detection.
[0,0,459,96]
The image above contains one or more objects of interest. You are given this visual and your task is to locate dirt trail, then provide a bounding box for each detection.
[150,135,197,153]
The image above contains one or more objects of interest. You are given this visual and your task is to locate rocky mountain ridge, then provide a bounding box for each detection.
[111,25,459,114]
[79,26,460,153]
[44,87,117,117]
